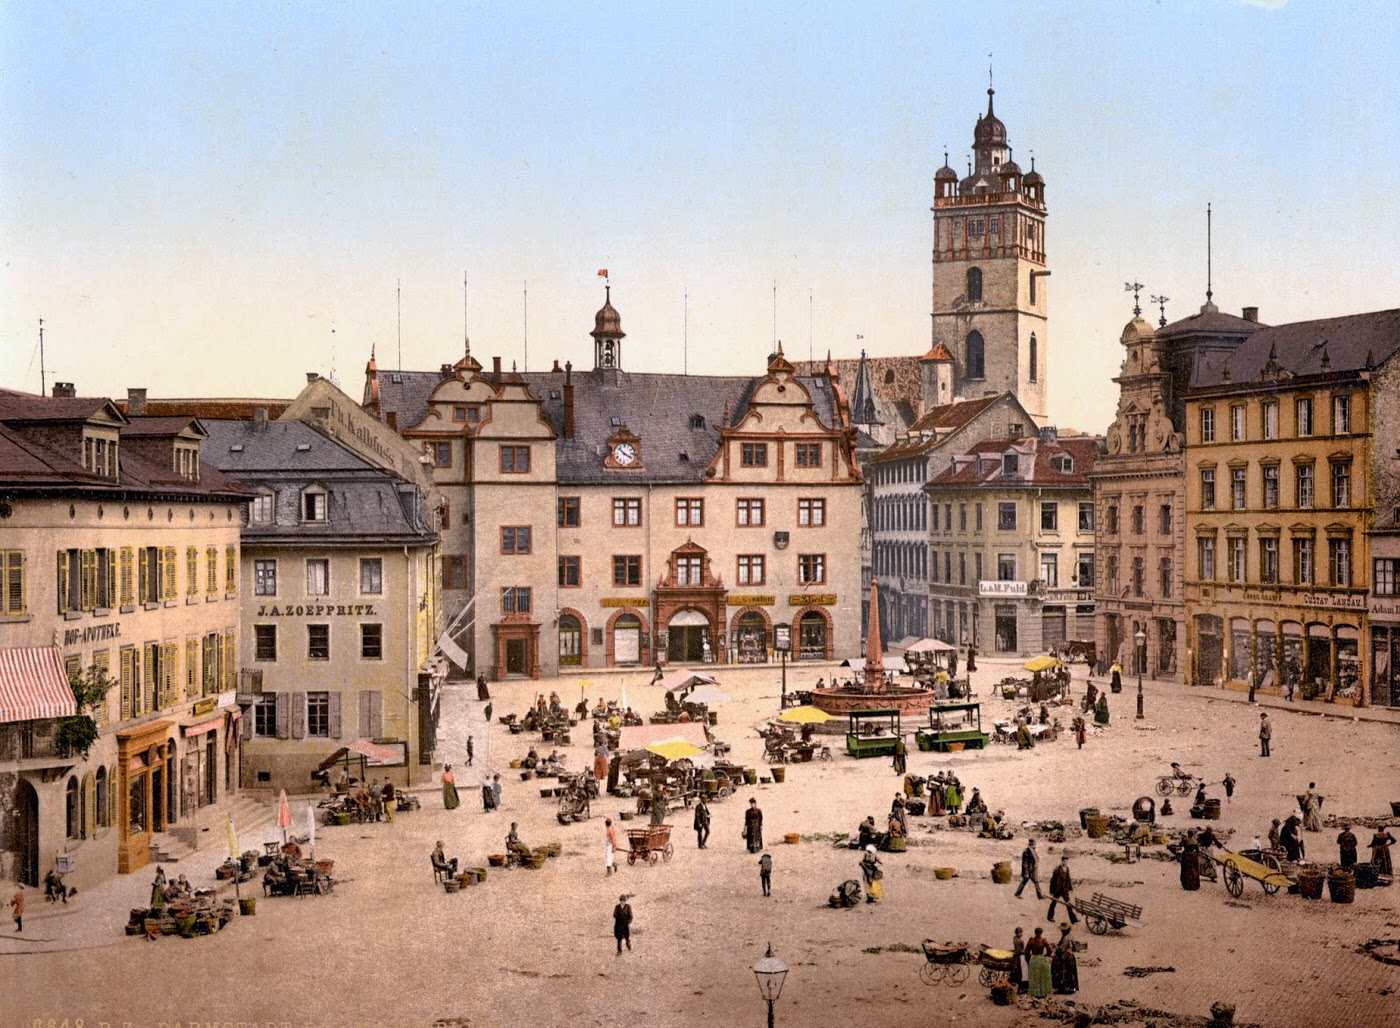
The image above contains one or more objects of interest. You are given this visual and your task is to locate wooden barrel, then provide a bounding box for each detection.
[770,767,786,783]
[1204,798,1222,820]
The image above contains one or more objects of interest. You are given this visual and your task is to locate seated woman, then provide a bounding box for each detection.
[965,788,988,816]
[505,823,531,859]
[282,839,303,860]
[523,748,540,769]
[857,816,877,850]
[431,841,459,876]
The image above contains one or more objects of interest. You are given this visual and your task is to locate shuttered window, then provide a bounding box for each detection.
[119,547,134,606]
[358,690,384,738]
[186,639,199,698]
[275,692,292,740]
[291,691,307,739]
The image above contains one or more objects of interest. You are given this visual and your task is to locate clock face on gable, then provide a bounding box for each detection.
[612,442,637,466]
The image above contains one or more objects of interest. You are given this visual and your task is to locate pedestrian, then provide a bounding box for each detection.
[1280,815,1305,861]
[476,673,490,701]
[1011,927,1027,993]
[1247,672,1257,703]
[481,775,494,812]
[1222,773,1235,802]
[945,776,962,814]
[150,866,167,907]
[491,773,502,811]
[1110,659,1123,694]
[1047,855,1077,924]
[967,644,977,673]
[892,735,907,774]
[484,701,493,723]
[1015,839,1044,899]
[1025,928,1053,998]
[381,777,396,822]
[1073,716,1087,749]
[650,661,664,685]
[1371,827,1396,876]
[613,894,633,953]
[442,764,460,810]
[693,796,711,849]
[1337,824,1358,868]
[466,735,474,767]
[1052,924,1080,994]
[1301,783,1323,832]
[1258,712,1272,757]
[604,818,619,875]
[1267,818,1282,853]
[1179,829,1201,891]
[744,798,764,853]
[10,890,22,932]
[759,852,773,896]
[860,845,884,902]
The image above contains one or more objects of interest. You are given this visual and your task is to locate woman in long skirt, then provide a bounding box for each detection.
[442,764,460,810]
[1025,928,1053,998]
[1371,828,1396,875]
[861,846,884,902]
[945,779,962,815]
[1179,830,1201,891]
[1011,927,1027,993]
[1051,925,1079,994]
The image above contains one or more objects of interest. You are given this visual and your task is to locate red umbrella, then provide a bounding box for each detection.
[276,788,292,844]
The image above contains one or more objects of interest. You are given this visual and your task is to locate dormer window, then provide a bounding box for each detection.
[174,444,200,482]
[1056,455,1074,473]
[1003,453,1019,475]
[82,432,119,479]
[689,414,705,430]
[302,487,327,523]
[250,490,274,524]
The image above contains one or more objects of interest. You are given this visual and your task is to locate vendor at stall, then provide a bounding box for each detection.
[965,788,987,815]
[432,841,459,876]
[523,748,540,769]
[506,823,531,860]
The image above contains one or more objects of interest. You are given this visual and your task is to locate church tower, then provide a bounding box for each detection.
[930,86,1048,423]
[591,285,625,372]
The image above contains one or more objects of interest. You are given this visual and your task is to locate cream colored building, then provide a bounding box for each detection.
[0,389,247,888]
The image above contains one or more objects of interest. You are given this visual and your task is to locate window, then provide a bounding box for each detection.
[1132,505,1145,534]
[1231,468,1247,510]
[1,550,24,615]
[1374,558,1400,596]
[966,331,985,379]
[969,217,984,236]
[119,547,133,606]
[997,502,1016,531]
[612,498,641,527]
[302,489,327,522]
[1002,453,1019,475]
[798,498,826,526]
[1263,401,1279,439]
[997,554,1016,581]
[1030,273,1037,305]
[737,498,765,526]
[360,558,383,594]
[1294,463,1316,508]
[558,496,581,528]
[1106,554,1119,594]
[430,442,451,467]
[959,552,966,584]
[738,555,765,585]
[250,491,274,524]
[1330,539,1351,587]
[452,406,466,422]
[1041,553,1058,588]
[1228,537,1246,583]
[501,526,532,554]
[1333,394,1351,434]
[975,504,983,531]
[1230,405,1246,441]
[1263,466,1279,509]
[305,559,329,595]
[966,267,983,302]
[254,625,277,662]
[1201,469,1216,510]
[360,624,383,660]
[1077,553,1095,588]
[959,504,967,531]
[1159,503,1173,535]
[1132,557,1145,597]
[306,691,330,736]
[254,560,277,596]
[1029,334,1038,382]
[795,443,822,468]
[254,695,278,737]
[798,554,826,585]
[225,545,236,594]
[1260,538,1279,583]
[1296,397,1313,437]
[675,498,704,526]
[974,551,983,580]
[668,555,700,585]
[931,505,940,531]
[307,624,330,660]
[1199,538,1216,581]
[558,555,581,587]
[1107,505,1119,534]
[1200,407,1215,443]
[442,556,467,590]
[740,443,768,468]
[1041,503,1058,531]
[612,556,641,587]
[499,445,530,473]
[1159,557,1173,598]
[1331,461,1351,508]
[502,587,532,614]
[1294,538,1314,585]
[1078,503,1094,532]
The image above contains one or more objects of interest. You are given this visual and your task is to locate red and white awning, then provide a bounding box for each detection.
[0,647,77,724]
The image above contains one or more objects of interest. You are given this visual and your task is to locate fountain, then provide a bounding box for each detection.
[810,578,938,718]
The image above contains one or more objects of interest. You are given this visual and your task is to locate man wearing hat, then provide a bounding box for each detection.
[1258,712,1272,757]
[1014,838,1043,899]
[613,894,633,953]
[1047,854,1077,924]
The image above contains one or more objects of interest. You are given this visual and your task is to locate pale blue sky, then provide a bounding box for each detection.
[3,1,1398,432]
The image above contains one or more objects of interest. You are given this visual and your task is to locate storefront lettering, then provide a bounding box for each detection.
[1300,592,1366,611]
[63,622,122,647]
[979,580,1028,597]
[788,594,836,606]
[254,604,377,617]
[599,597,650,608]
[727,594,775,606]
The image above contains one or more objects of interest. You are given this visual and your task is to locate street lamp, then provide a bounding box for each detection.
[774,624,792,709]
[752,942,789,1028]
[1135,628,1146,720]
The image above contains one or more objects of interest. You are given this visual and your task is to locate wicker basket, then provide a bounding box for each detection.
[1328,868,1355,904]
[991,861,1012,884]
[474,866,488,882]
[487,854,507,867]
[886,836,907,852]
[526,855,547,869]
[784,833,800,845]
[934,867,956,880]
[444,879,461,893]
[1297,868,1325,900]
[1085,815,1110,838]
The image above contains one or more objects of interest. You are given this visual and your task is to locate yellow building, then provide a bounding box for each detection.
[1184,309,1400,706]
[0,388,247,887]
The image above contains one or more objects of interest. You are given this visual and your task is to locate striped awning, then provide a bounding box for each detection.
[0,647,78,724]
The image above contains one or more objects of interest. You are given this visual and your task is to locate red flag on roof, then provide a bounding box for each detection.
[597,269,608,278]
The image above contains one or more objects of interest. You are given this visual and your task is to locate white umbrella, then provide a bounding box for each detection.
[685,684,729,706]
[307,802,317,859]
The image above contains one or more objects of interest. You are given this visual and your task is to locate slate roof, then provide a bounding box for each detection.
[0,390,119,424]
[1156,306,1262,341]
[119,416,205,438]
[201,419,381,474]
[871,394,1013,464]
[926,434,1100,490]
[1190,308,1400,389]
[114,398,292,420]
[373,370,443,432]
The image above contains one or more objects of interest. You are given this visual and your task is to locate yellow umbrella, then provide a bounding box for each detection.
[645,739,707,762]
[1022,656,1063,672]
[778,705,836,724]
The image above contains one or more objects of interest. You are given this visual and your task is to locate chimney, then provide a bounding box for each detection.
[492,356,502,388]
[563,360,575,440]
[386,411,398,431]
[52,382,75,398]
[1242,306,1259,323]
[253,407,268,434]
[306,372,320,383]
[551,359,562,373]
[127,387,147,416]
[440,364,455,380]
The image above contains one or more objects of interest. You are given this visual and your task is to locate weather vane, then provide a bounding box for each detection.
[1125,281,1144,318]
[1150,294,1170,328]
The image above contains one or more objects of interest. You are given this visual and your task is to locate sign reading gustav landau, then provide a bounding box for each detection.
[1300,592,1366,611]
[979,580,1028,597]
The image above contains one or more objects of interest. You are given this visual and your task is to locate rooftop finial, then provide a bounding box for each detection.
[1125,281,1144,318]
[1151,294,1170,328]
[1202,203,1217,313]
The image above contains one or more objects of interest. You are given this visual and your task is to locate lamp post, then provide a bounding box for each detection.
[774,624,792,709]
[753,942,789,1028]
[1135,628,1146,720]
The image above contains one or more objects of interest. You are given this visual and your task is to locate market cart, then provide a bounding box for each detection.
[1214,849,1289,898]
[919,940,970,985]
[845,708,902,758]
[1071,891,1142,934]
[915,702,989,752]
[626,823,674,865]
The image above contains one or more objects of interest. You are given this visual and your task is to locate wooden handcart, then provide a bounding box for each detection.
[1213,849,1289,898]
[626,823,674,865]
[1071,891,1142,934]
[919,940,971,986]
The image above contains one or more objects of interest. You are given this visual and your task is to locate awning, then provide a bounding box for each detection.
[0,647,77,724]
[317,738,402,770]
[657,669,718,693]
[184,718,221,738]
[618,722,710,752]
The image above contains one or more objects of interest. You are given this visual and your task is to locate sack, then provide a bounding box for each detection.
[868,878,885,901]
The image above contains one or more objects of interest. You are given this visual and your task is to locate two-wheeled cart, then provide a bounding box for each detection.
[626,823,674,865]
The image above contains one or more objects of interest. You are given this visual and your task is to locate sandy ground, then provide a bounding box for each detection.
[6,658,1400,1028]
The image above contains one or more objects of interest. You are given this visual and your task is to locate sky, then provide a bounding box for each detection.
[3,1,1398,434]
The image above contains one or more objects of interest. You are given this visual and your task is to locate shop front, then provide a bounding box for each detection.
[994,604,1018,653]
[654,543,727,665]
[1194,614,1223,687]
[731,608,770,664]
[667,609,713,663]
[116,719,175,875]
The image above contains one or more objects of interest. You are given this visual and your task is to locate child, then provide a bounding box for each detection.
[1222,773,1236,802]
[758,852,773,896]
[10,891,22,932]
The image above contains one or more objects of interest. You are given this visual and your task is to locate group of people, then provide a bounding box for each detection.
[1009,924,1079,997]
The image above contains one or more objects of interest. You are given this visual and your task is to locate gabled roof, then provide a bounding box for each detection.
[1191,308,1400,389]
[114,398,291,420]
[1156,306,1262,341]
[0,389,124,425]
[927,434,1099,489]
[120,416,207,438]
[907,394,1003,434]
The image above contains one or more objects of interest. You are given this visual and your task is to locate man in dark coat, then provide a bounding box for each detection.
[613,895,633,953]
[1047,855,1078,924]
[1337,825,1358,868]
[693,796,711,849]
[1015,839,1043,899]
[744,798,764,853]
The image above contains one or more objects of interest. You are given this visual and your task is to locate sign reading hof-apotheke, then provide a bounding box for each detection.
[979,580,1028,597]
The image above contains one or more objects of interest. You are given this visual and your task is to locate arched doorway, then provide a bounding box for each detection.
[797,609,830,661]
[1305,623,1331,699]
[559,613,583,668]
[668,609,711,664]
[15,779,39,886]
[612,613,643,666]
[733,609,769,664]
